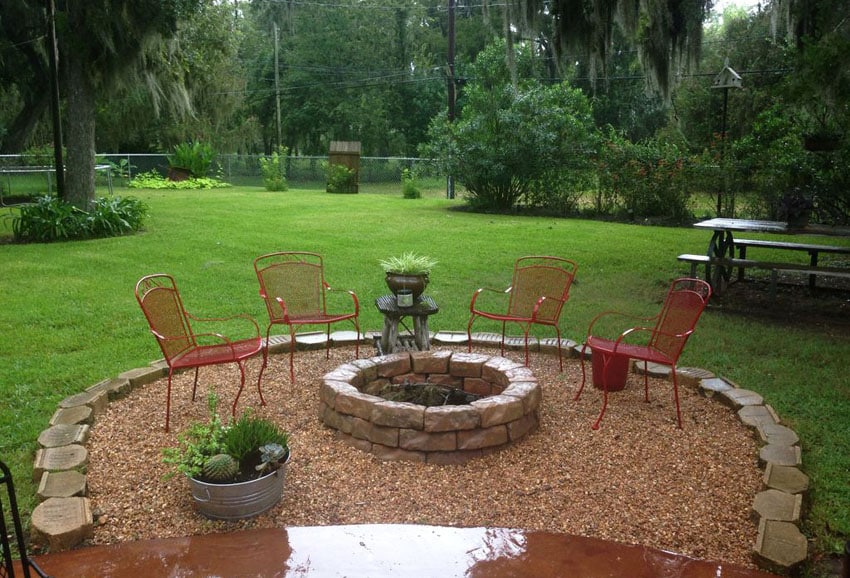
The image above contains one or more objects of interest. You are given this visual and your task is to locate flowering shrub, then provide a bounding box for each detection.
[597,132,691,222]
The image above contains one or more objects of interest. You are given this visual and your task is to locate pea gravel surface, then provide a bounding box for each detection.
[85,345,763,568]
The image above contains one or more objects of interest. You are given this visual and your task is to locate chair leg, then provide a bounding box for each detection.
[591,349,615,430]
[643,361,650,402]
[353,319,361,359]
[324,331,331,359]
[257,330,272,391]
[288,328,297,384]
[231,361,247,418]
[255,353,266,407]
[165,370,175,432]
[522,328,530,367]
[574,343,589,401]
[190,367,200,401]
[499,321,507,356]
[554,327,564,371]
[671,367,683,428]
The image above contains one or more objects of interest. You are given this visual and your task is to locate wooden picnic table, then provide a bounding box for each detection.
[681,218,850,296]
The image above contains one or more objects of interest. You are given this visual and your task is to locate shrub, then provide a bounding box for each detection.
[259,146,289,191]
[129,171,230,189]
[12,195,147,243]
[401,168,421,199]
[596,131,691,222]
[422,40,598,212]
[168,140,216,178]
[326,163,357,193]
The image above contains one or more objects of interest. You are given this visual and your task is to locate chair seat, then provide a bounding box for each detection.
[171,338,263,370]
[282,312,358,325]
[586,336,674,366]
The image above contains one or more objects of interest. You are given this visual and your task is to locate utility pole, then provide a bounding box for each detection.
[274,22,282,151]
[47,0,65,199]
[446,0,456,199]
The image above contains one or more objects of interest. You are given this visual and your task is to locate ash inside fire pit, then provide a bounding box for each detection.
[377,382,484,406]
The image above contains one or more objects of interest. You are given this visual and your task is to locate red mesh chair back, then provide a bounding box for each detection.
[254,252,360,383]
[649,278,712,363]
[507,257,577,324]
[256,253,326,323]
[135,275,194,364]
[468,255,578,369]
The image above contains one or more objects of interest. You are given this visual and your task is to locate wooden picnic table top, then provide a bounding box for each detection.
[694,218,850,237]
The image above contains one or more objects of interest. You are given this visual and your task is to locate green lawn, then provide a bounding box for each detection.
[1,185,848,572]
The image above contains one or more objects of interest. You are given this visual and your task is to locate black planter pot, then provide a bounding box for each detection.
[385,272,429,299]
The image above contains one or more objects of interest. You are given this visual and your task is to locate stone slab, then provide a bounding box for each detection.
[49,405,93,426]
[37,424,90,448]
[86,376,132,400]
[637,362,671,379]
[720,388,764,408]
[118,365,166,388]
[754,518,808,571]
[763,464,809,494]
[699,376,734,396]
[58,389,108,415]
[759,444,802,467]
[432,331,469,344]
[37,470,87,500]
[753,489,803,522]
[31,497,94,552]
[738,405,779,428]
[33,445,88,481]
[330,330,365,346]
[758,423,799,446]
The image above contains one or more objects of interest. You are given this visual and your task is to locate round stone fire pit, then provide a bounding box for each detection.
[319,350,541,464]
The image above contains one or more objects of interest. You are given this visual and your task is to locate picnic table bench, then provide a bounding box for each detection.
[677,254,850,298]
[685,218,850,296]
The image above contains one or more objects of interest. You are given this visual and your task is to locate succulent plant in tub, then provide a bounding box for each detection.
[162,394,291,520]
[379,252,437,299]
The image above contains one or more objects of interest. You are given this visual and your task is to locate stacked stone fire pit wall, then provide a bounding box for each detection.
[319,350,541,464]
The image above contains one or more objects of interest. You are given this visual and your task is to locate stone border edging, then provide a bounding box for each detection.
[29,330,808,573]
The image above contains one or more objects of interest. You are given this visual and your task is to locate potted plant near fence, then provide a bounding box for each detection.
[162,394,290,521]
[379,252,437,300]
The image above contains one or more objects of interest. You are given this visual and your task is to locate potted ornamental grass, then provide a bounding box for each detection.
[379,252,437,300]
[162,394,290,521]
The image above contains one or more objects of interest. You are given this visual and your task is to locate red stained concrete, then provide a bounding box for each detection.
[19,524,780,578]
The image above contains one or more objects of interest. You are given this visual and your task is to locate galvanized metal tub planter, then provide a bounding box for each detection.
[187,454,289,521]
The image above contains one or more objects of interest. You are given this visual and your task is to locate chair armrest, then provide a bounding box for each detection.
[325,284,360,314]
[469,286,511,313]
[187,311,261,338]
[587,311,658,340]
[529,293,567,322]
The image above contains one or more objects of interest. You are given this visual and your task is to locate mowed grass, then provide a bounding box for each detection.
[1,185,848,565]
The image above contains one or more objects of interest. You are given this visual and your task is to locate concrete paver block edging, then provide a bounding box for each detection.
[30,330,808,571]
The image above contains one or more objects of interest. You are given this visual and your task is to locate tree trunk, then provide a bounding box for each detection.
[0,94,48,154]
[63,48,96,209]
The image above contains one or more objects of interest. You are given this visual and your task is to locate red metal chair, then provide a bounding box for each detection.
[467,256,578,369]
[574,277,712,429]
[134,274,263,432]
[254,252,360,384]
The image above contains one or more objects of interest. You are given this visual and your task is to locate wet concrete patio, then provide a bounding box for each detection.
[20,523,781,578]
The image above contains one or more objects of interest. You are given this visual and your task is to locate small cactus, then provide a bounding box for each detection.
[203,453,239,482]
